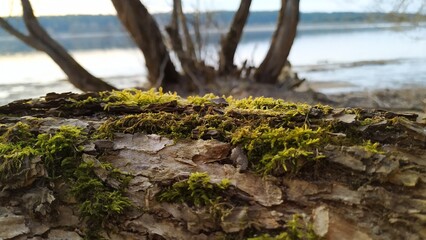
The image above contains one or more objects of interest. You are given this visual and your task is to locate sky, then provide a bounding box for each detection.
[0,0,424,17]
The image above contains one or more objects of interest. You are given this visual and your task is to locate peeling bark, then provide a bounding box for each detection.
[0,92,425,240]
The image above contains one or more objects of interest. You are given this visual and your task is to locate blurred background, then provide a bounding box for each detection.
[0,0,425,106]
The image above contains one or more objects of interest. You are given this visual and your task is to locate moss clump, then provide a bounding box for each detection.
[0,122,131,239]
[67,96,100,108]
[248,215,320,240]
[96,112,237,141]
[0,124,86,181]
[362,140,385,154]
[95,90,333,176]
[0,121,34,143]
[0,144,38,181]
[0,122,38,181]
[232,124,325,175]
[186,93,219,105]
[158,172,230,207]
[72,159,132,238]
[96,112,200,139]
[102,88,180,110]
[226,96,311,116]
[36,125,87,178]
[359,116,385,126]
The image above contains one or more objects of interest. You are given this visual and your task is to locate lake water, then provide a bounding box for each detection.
[0,23,425,105]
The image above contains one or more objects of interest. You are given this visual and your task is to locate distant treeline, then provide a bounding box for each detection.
[0,11,423,54]
[1,11,423,36]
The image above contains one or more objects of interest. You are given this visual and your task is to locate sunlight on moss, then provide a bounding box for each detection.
[226,96,311,116]
[103,88,180,110]
[186,93,219,105]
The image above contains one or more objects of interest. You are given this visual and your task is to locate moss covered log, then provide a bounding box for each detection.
[0,89,425,240]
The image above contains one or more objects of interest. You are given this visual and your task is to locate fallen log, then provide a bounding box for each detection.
[0,89,424,240]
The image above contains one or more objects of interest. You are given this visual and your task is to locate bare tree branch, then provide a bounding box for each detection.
[254,0,299,84]
[0,0,116,92]
[0,17,43,51]
[175,0,197,60]
[218,0,252,76]
[111,0,181,88]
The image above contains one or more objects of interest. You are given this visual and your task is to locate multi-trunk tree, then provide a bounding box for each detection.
[0,0,300,94]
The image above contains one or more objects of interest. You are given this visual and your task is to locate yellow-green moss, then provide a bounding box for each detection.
[94,90,333,176]
[72,159,132,238]
[186,93,219,105]
[36,125,87,178]
[359,116,386,126]
[362,140,385,154]
[248,215,320,240]
[102,88,180,110]
[0,122,131,239]
[226,96,311,116]
[232,124,325,175]
[158,172,230,207]
[0,122,38,180]
[96,112,200,139]
[67,96,100,108]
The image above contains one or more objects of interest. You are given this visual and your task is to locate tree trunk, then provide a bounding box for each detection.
[0,0,116,92]
[254,0,299,84]
[175,0,197,60]
[111,0,181,88]
[0,91,424,240]
[165,0,206,93]
[218,0,252,76]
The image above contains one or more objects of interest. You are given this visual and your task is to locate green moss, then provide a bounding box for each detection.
[363,140,385,154]
[67,96,100,108]
[36,125,87,178]
[226,96,311,116]
[248,215,320,240]
[0,122,34,144]
[359,116,385,126]
[158,172,230,207]
[0,144,38,180]
[72,159,132,237]
[0,122,131,239]
[0,122,38,180]
[96,112,200,139]
[186,93,219,105]
[102,88,180,110]
[232,124,325,175]
[95,91,333,176]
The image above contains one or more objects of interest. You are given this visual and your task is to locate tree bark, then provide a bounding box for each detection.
[0,91,425,240]
[0,0,116,92]
[254,0,299,84]
[218,0,252,76]
[111,0,181,88]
